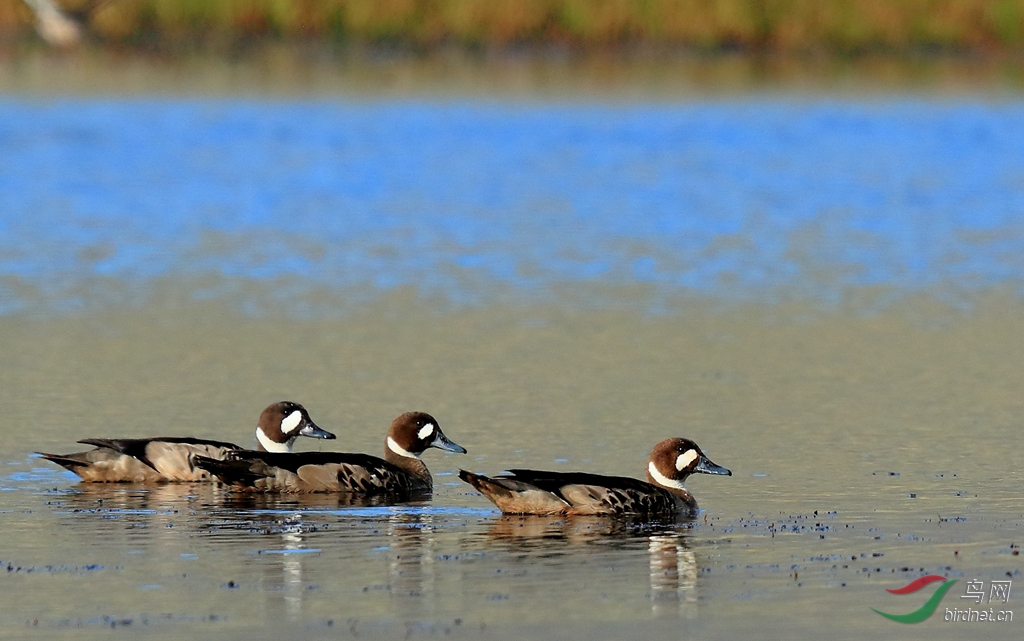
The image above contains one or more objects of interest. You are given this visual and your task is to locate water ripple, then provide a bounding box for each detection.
[2,98,1023,315]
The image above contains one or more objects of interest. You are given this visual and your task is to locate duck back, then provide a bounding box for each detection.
[194,451,429,495]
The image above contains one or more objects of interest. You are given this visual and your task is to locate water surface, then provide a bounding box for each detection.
[2,97,1024,315]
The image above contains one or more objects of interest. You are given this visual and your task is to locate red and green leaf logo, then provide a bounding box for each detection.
[872,575,958,623]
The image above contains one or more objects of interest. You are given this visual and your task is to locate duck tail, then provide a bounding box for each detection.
[36,451,90,471]
[458,468,487,489]
[458,469,517,501]
[459,469,573,515]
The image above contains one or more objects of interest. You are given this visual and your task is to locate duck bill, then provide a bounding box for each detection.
[430,431,467,454]
[299,421,336,440]
[694,455,731,476]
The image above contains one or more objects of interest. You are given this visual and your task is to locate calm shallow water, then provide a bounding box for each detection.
[0,81,1022,639]
[2,302,1021,640]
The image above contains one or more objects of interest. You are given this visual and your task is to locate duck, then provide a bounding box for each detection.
[193,411,466,495]
[36,401,336,483]
[458,437,730,518]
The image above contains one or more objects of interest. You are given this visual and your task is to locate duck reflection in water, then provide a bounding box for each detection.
[53,485,339,615]
[647,532,697,617]
[205,493,443,620]
[200,492,401,621]
[210,506,324,622]
[383,511,438,611]
[43,485,449,622]
[49,483,209,542]
[479,514,698,616]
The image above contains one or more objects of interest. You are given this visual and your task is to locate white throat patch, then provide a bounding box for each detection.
[675,449,699,471]
[280,410,303,435]
[387,436,420,459]
[417,423,435,441]
[257,427,292,453]
[649,461,687,491]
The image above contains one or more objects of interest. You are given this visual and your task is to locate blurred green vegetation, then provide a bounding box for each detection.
[2,0,1024,53]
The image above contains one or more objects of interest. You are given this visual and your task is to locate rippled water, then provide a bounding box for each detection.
[1,82,1022,640]
[2,97,1024,315]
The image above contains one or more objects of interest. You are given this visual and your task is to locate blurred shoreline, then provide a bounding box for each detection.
[4,0,1024,55]
[2,1,1024,95]
[3,45,1024,96]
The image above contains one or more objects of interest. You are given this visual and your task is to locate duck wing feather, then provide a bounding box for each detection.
[503,469,678,516]
[202,451,422,494]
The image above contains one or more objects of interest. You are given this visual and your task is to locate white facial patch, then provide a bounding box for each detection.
[257,428,292,453]
[675,449,699,471]
[387,436,420,459]
[649,461,687,491]
[417,423,435,441]
[281,410,303,435]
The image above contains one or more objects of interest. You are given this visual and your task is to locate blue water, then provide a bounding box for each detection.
[1,98,1023,315]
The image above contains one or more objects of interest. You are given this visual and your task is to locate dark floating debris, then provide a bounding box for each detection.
[30,612,228,629]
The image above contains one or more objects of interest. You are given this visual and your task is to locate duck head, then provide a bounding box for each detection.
[255,401,336,453]
[646,437,731,491]
[385,411,467,460]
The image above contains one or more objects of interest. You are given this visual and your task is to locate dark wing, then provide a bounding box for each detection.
[222,451,396,475]
[503,469,659,496]
[191,455,265,486]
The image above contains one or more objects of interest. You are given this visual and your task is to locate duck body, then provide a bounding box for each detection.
[194,411,466,495]
[458,469,687,517]
[460,438,730,519]
[36,401,335,483]
[40,437,242,483]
